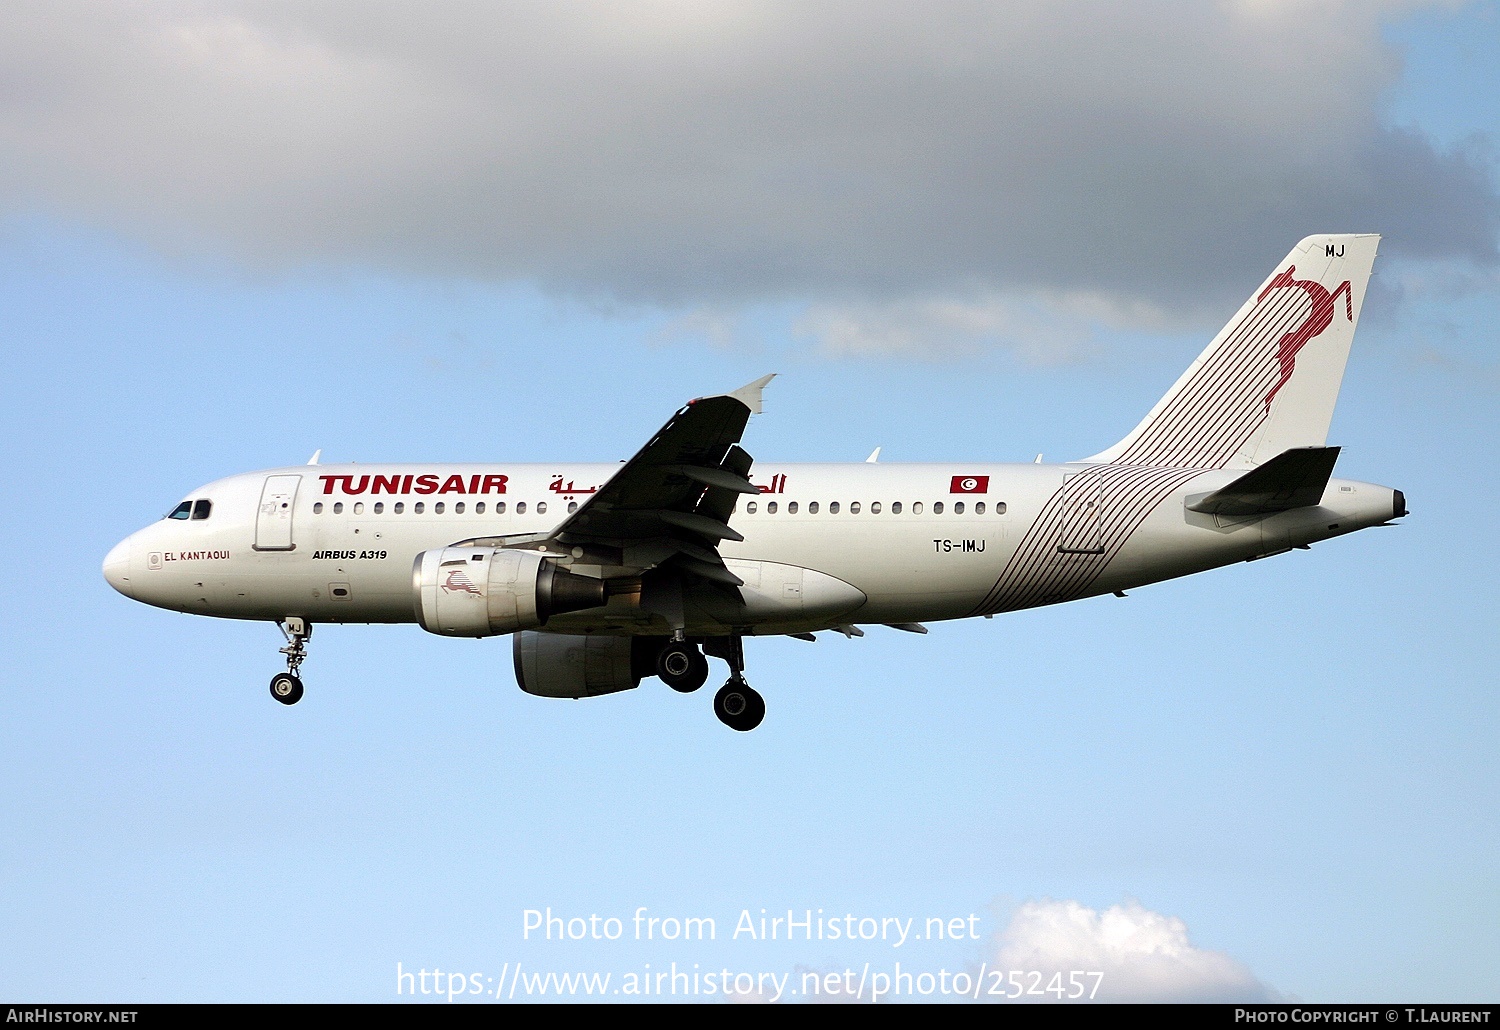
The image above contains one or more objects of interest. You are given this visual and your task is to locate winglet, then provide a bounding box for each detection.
[866,447,881,463]
[307,449,322,466]
[728,373,776,414]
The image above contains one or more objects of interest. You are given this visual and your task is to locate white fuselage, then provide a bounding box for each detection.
[103,461,1400,636]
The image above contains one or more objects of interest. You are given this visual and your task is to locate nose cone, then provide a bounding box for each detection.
[103,538,133,596]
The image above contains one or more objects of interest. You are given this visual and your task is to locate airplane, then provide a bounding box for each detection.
[103,234,1405,731]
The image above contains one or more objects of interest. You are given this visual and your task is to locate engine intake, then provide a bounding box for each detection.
[412,547,605,637]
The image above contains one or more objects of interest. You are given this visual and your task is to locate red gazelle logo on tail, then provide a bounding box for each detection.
[1259,266,1353,411]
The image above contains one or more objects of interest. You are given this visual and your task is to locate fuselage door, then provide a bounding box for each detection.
[1057,472,1106,555]
[254,474,301,551]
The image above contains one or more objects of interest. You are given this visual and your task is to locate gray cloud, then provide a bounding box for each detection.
[1,1,1493,320]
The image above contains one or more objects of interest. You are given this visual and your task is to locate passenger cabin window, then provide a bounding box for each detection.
[537,502,548,515]
[912,502,924,514]
[496,502,507,514]
[394,502,405,514]
[353,502,364,515]
[850,502,861,514]
[455,502,465,514]
[435,502,445,514]
[871,501,882,514]
[517,502,527,514]
[934,501,944,514]
[975,502,985,514]
[333,502,344,515]
[995,501,1007,514]
[829,502,840,514]
[191,499,212,520]
[314,502,324,514]
[954,501,964,514]
[767,501,778,514]
[787,501,798,514]
[167,501,192,520]
[374,502,384,514]
[414,502,425,514]
[891,502,902,514]
[808,502,819,514]
[747,501,758,514]
[476,502,486,514]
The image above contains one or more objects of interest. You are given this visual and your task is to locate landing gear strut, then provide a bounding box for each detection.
[270,617,311,706]
[705,635,764,732]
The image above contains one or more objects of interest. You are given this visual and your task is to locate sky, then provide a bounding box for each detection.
[1,0,1497,1004]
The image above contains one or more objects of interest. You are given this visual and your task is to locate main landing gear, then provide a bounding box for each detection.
[703,635,764,732]
[650,635,765,730]
[657,638,710,693]
[713,679,764,733]
[270,617,311,706]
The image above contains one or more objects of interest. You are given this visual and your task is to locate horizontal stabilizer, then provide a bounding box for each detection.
[1186,447,1340,517]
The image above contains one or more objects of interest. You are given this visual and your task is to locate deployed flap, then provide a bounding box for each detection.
[541,378,773,588]
[1186,446,1340,517]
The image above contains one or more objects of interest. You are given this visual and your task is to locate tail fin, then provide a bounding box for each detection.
[1085,234,1380,469]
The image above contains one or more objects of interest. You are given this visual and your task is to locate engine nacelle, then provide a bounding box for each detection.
[512,631,639,698]
[412,547,605,637]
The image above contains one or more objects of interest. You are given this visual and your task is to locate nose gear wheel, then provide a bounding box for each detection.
[269,672,304,705]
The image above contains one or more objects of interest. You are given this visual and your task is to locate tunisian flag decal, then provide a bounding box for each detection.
[950,475,989,494]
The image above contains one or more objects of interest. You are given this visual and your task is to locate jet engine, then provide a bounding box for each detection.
[512,631,640,698]
[412,547,605,637]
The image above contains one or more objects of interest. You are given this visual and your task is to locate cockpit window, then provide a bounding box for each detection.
[167,501,192,520]
[191,499,212,521]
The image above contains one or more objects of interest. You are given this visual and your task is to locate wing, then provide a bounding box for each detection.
[460,374,774,592]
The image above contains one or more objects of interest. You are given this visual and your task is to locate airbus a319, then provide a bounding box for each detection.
[104,235,1405,730]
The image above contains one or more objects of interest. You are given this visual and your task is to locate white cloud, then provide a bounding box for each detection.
[992,899,1280,1003]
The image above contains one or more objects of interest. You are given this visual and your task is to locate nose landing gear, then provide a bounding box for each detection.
[270,617,311,706]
